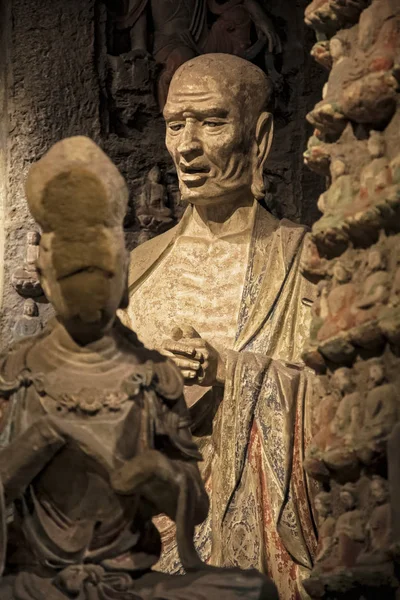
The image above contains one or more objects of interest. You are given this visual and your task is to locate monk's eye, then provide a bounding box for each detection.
[203,121,224,128]
[168,123,184,132]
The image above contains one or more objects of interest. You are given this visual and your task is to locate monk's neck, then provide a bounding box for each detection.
[192,194,256,238]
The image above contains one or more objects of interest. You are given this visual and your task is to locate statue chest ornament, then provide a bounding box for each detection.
[3,360,185,465]
[33,369,149,414]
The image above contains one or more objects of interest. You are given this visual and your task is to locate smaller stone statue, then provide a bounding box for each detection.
[357,476,392,565]
[11,231,43,298]
[136,166,173,244]
[313,491,336,570]
[321,483,366,572]
[304,390,340,480]
[0,136,277,600]
[105,0,281,107]
[12,299,42,343]
[358,360,397,463]
[323,368,362,473]
[335,483,366,568]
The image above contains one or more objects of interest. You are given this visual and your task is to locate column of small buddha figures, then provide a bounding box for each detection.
[301,0,400,598]
[11,231,44,342]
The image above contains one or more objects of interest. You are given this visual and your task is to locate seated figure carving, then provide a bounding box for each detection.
[0,137,278,600]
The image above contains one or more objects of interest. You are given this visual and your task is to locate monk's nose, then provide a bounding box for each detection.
[177,124,203,161]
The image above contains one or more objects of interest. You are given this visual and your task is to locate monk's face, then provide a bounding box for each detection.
[164,75,254,205]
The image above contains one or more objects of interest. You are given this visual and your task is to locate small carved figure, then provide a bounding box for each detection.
[310,40,332,70]
[0,136,277,600]
[357,476,392,565]
[304,390,340,479]
[331,483,366,570]
[323,368,362,472]
[358,379,397,463]
[316,281,357,342]
[11,231,43,298]
[12,299,42,343]
[303,133,332,176]
[341,2,400,125]
[106,0,281,107]
[136,166,173,243]
[313,491,337,570]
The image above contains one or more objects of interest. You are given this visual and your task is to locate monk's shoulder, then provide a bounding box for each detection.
[128,224,179,287]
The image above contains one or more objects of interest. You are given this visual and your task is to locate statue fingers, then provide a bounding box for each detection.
[172,357,201,371]
[181,370,199,384]
[162,341,197,358]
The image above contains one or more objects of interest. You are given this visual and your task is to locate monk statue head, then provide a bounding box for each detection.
[25,136,129,343]
[163,53,274,206]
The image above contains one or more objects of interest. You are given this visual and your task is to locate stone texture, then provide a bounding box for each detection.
[302,0,400,597]
[0,0,10,315]
[0,0,102,350]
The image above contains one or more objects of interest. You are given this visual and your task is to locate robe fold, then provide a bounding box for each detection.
[123,203,318,599]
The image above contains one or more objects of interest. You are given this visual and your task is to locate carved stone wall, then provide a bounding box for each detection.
[0,0,102,350]
[302,0,400,597]
[0,0,9,315]
[0,0,325,350]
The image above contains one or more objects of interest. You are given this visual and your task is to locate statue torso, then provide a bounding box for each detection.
[151,0,200,32]
[129,210,252,355]
[4,324,183,572]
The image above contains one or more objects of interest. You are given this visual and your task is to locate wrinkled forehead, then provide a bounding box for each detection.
[164,74,244,121]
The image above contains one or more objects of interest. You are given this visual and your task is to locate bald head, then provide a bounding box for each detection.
[165,53,272,132]
[163,54,274,205]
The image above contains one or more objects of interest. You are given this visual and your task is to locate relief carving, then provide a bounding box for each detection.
[304,0,400,595]
[105,0,281,108]
[11,231,43,298]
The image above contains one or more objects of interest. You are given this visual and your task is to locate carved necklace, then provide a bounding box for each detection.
[31,361,157,416]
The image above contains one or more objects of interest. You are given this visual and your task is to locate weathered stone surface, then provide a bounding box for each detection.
[0,0,101,350]
[304,0,400,596]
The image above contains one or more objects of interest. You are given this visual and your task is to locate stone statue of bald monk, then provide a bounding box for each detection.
[0,136,278,600]
[122,54,318,598]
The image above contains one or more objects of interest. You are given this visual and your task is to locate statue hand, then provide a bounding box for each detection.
[128,48,152,60]
[243,0,282,54]
[111,449,185,519]
[257,24,282,54]
[161,327,225,387]
[111,449,179,495]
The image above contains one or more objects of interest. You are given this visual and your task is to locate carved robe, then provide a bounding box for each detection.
[0,324,278,600]
[123,202,318,599]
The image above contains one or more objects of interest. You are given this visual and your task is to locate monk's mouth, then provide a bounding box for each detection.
[180,164,211,186]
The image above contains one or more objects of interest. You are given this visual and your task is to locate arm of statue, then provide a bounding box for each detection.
[111,393,209,570]
[129,11,150,57]
[243,0,282,53]
[0,416,66,505]
[111,404,208,522]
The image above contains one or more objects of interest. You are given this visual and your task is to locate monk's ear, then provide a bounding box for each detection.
[251,111,274,201]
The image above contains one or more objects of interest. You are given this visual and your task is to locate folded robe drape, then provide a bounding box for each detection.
[124,203,319,599]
